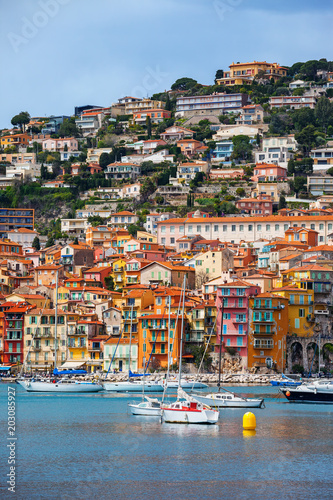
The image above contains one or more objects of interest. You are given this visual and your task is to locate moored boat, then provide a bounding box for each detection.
[16,378,103,393]
[280,380,333,403]
[129,396,162,416]
[191,391,264,408]
[162,388,219,424]
[103,380,164,392]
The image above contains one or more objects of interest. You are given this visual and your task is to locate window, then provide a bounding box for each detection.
[266,224,270,231]
[239,225,244,232]
[319,224,324,230]
[223,225,227,232]
[310,224,315,230]
[161,226,166,234]
[170,238,175,244]
[232,225,236,232]
[275,224,279,231]
[188,225,193,233]
[170,226,175,234]
[257,224,262,231]
[214,225,218,232]
[284,224,289,231]
[197,225,201,233]
[299,309,305,318]
[248,225,253,231]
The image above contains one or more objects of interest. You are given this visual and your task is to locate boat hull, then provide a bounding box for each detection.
[165,381,208,390]
[192,394,264,408]
[162,407,219,424]
[16,380,103,393]
[103,381,164,393]
[128,404,162,416]
[281,387,333,403]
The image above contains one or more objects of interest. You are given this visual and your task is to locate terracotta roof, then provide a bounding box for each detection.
[279,253,303,262]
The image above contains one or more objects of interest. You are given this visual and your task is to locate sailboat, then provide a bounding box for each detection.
[103,304,164,393]
[17,271,103,393]
[162,277,219,424]
[190,297,264,408]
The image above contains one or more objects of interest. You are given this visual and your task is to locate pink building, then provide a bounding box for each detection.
[236,196,273,215]
[42,137,78,152]
[210,169,244,180]
[216,280,261,367]
[251,163,287,182]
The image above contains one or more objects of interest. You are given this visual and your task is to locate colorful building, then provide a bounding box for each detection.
[248,293,289,372]
[216,280,261,367]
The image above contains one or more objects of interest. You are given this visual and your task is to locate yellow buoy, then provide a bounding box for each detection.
[243,412,256,431]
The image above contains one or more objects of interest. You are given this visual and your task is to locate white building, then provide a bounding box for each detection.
[105,163,141,180]
[61,219,89,237]
[255,147,294,169]
[6,228,38,248]
[157,215,333,246]
[143,212,177,236]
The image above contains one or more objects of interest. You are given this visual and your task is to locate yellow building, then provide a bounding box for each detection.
[137,231,157,243]
[24,308,68,371]
[111,257,127,290]
[217,61,287,86]
[271,286,314,337]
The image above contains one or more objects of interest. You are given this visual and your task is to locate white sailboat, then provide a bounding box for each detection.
[17,271,103,393]
[190,298,263,409]
[103,304,164,393]
[162,277,219,424]
[128,396,162,416]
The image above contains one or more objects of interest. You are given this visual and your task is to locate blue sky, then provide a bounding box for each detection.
[0,0,332,128]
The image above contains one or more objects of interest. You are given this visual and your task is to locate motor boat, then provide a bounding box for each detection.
[280,380,333,403]
[270,374,302,387]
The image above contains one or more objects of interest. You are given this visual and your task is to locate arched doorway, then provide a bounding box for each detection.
[306,342,319,374]
[322,343,333,371]
[290,341,303,373]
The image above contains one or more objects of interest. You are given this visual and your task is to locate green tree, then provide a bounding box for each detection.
[295,125,317,155]
[171,77,197,91]
[32,236,40,250]
[58,117,81,137]
[278,195,287,210]
[45,236,55,248]
[214,69,224,83]
[104,276,115,291]
[88,215,106,227]
[11,111,30,132]
[235,187,246,197]
[231,135,253,162]
[99,152,111,169]
[140,178,156,201]
[315,96,333,132]
[146,116,152,139]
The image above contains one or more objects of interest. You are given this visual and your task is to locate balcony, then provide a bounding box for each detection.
[314,309,329,315]
[306,314,315,322]
[88,346,101,351]
[253,318,274,323]
[222,301,246,308]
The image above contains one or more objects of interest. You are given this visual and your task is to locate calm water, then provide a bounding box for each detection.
[1,383,333,500]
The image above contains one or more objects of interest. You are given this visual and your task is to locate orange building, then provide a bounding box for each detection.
[248,293,289,372]
[138,312,182,370]
[34,264,65,286]
[284,227,318,247]
[0,133,31,149]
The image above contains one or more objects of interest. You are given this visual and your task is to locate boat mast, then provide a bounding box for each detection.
[166,296,171,383]
[128,303,134,382]
[178,276,186,390]
[54,269,59,371]
[218,297,225,393]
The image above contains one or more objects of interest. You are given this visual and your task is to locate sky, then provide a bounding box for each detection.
[0,0,332,128]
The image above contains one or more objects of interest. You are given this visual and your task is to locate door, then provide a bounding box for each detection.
[119,360,123,372]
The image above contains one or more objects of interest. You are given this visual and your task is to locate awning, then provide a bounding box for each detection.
[0,366,11,371]
[58,361,86,369]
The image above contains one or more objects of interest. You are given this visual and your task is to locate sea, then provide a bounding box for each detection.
[0,383,333,500]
